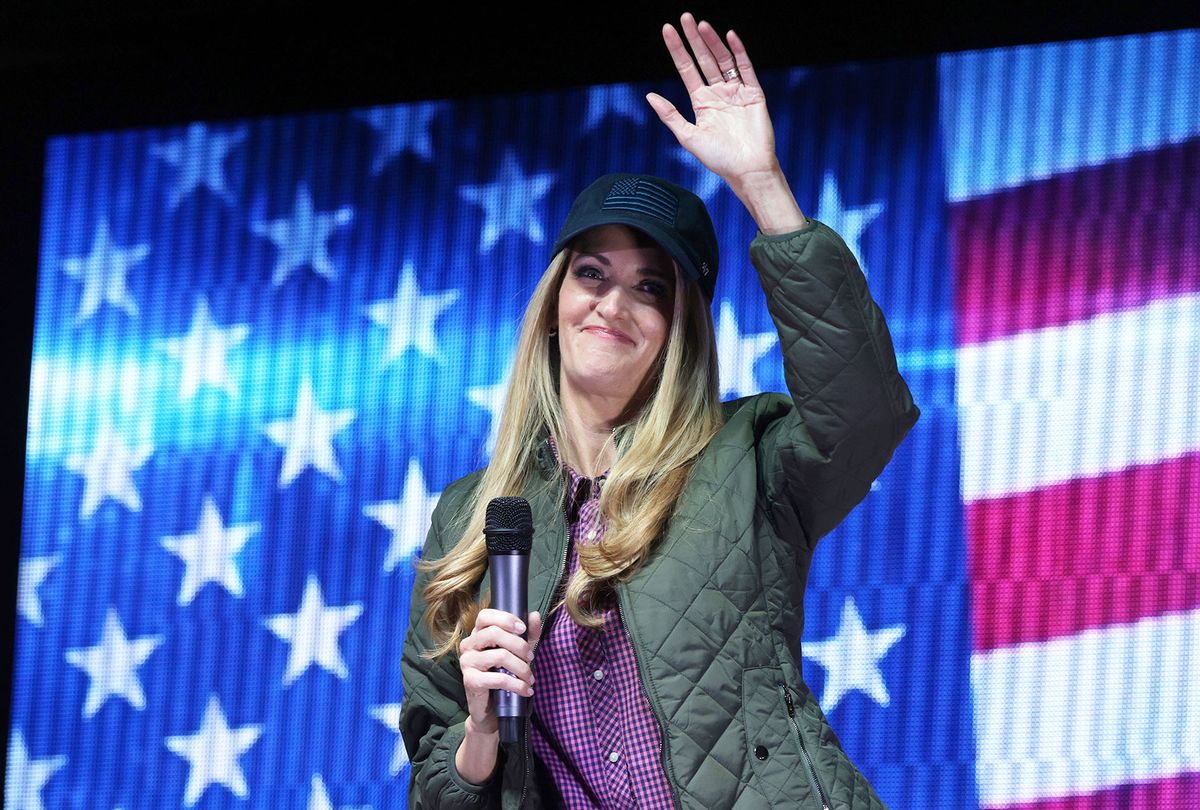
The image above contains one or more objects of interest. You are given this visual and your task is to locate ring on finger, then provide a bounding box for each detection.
[722,67,741,82]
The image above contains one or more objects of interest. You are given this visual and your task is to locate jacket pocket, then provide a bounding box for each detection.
[740,667,826,809]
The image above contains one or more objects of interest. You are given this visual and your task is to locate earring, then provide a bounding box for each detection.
[548,329,558,337]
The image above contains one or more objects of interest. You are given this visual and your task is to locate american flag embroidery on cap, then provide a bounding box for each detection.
[601,177,678,224]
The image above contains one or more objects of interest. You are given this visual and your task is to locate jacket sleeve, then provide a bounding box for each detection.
[749,217,919,546]
[399,485,501,809]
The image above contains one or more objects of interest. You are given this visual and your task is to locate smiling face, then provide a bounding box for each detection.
[556,224,677,412]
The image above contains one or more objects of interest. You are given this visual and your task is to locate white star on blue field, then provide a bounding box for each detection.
[161,496,259,605]
[7,730,67,810]
[363,262,461,366]
[150,122,246,209]
[715,300,777,399]
[61,220,148,325]
[803,597,906,712]
[363,459,442,573]
[357,102,445,172]
[263,379,357,487]
[263,575,363,686]
[17,555,60,626]
[156,296,250,400]
[165,696,262,806]
[64,608,163,718]
[63,421,153,519]
[251,184,355,285]
[814,172,884,279]
[458,150,556,252]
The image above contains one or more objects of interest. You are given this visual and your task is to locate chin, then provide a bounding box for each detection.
[573,369,642,397]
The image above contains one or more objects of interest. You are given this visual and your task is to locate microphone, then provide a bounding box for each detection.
[484,496,533,745]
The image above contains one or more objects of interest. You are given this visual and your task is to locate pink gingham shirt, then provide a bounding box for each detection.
[529,442,677,809]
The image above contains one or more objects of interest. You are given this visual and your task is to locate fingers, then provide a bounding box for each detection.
[474,608,526,635]
[460,608,539,701]
[661,22,705,95]
[461,610,543,657]
[679,12,721,86]
[726,29,761,89]
[461,622,534,662]
[645,92,694,148]
[458,648,535,696]
[462,666,533,698]
[461,608,541,661]
[461,632,534,675]
[526,611,545,646]
[665,13,750,92]
[697,19,738,82]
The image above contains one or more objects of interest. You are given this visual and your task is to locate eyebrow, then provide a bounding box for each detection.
[573,251,674,281]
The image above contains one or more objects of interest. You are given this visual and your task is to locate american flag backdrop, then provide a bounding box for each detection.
[944,32,1200,809]
[8,28,1198,810]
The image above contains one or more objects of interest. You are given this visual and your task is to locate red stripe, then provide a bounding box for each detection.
[984,772,1200,810]
[952,137,1200,346]
[968,453,1200,651]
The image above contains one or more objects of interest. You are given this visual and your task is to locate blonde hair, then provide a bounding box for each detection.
[419,237,723,657]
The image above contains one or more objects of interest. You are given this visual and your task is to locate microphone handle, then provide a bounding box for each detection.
[488,551,530,745]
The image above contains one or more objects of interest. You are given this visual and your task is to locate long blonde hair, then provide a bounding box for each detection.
[419,237,723,657]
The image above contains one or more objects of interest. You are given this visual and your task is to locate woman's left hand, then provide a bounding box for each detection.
[647,12,807,235]
[646,13,777,187]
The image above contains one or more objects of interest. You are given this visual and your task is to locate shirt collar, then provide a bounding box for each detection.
[547,434,609,485]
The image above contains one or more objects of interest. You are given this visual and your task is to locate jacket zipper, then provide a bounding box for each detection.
[782,686,830,810]
[518,503,570,808]
[617,589,683,809]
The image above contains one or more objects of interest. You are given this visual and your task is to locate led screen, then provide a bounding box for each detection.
[10,28,1199,809]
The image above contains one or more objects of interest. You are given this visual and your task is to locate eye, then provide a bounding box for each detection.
[637,280,671,299]
[571,264,604,282]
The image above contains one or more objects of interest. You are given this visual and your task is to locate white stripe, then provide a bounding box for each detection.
[972,608,1200,806]
[940,30,1200,202]
[957,293,1200,502]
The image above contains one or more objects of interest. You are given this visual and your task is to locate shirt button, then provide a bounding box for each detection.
[586,529,597,541]
[593,669,604,681]
[608,751,620,763]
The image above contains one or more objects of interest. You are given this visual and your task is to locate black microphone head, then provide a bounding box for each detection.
[484,497,533,553]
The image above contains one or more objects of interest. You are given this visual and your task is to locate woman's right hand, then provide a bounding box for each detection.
[454,608,543,784]
[457,607,544,723]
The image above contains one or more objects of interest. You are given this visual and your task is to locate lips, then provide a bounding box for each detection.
[582,325,634,344]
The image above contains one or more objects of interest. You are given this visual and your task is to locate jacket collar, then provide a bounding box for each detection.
[534,432,557,480]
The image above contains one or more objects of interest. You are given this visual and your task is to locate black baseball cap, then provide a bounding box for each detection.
[552,173,719,300]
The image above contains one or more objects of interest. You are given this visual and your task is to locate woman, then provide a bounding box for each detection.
[400,13,918,809]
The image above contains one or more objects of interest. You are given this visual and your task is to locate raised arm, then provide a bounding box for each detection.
[649,13,919,544]
[749,220,918,543]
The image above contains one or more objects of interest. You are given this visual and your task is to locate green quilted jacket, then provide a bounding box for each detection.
[400,219,919,809]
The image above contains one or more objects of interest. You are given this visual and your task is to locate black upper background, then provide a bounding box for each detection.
[2,0,1196,775]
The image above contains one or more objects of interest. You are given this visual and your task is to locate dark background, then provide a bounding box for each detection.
[2,0,1196,777]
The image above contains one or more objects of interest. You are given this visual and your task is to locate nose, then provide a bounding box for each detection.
[593,283,631,321]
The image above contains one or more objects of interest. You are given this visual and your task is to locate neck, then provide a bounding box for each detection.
[558,379,629,478]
